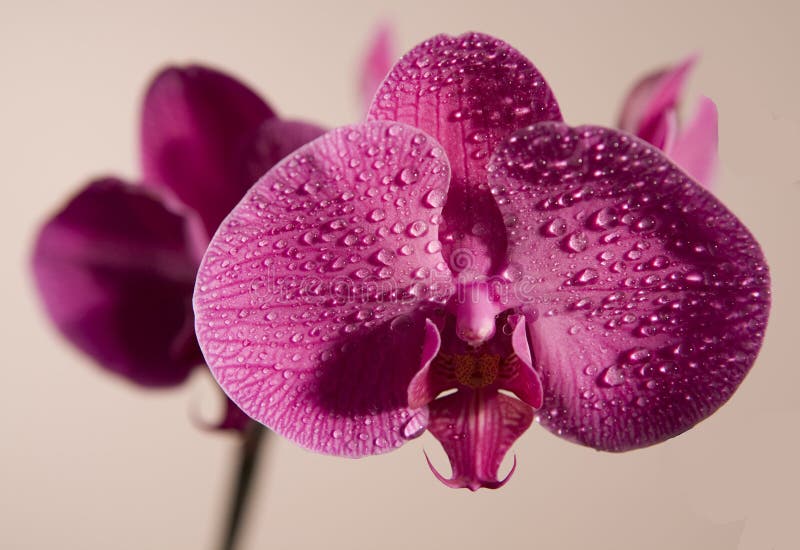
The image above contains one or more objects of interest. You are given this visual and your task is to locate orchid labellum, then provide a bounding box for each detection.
[194,33,769,488]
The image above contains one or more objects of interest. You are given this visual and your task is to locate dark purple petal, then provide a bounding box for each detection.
[359,22,395,113]
[194,121,453,457]
[426,390,533,490]
[141,65,275,235]
[368,32,562,277]
[32,178,202,387]
[488,123,770,451]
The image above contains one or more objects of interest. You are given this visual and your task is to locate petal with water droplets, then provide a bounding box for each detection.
[194,121,454,457]
[141,65,275,235]
[426,390,533,490]
[32,178,202,387]
[368,32,562,276]
[488,123,770,451]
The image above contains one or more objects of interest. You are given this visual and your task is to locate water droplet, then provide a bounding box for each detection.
[588,207,617,230]
[407,220,428,237]
[601,365,625,386]
[424,189,446,208]
[543,217,568,237]
[572,268,598,285]
[368,209,386,222]
[425,240,442,254]
[398,167,420,185]
[374,249,395,265]
[564,231,588,252]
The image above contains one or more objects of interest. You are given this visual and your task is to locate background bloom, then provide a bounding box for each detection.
[618,55,719,187]
[32,65,323,425]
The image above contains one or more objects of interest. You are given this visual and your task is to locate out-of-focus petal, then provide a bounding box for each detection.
[668,96,719,189]
[488,123,770,451]
[426,391,533,490]
[241,118,326,186]
[618,54,697,148]
[368,32,562,277]
[32,178,202,387]
[141,65,275,235]
[194,121,454,457]
[359,22,395,113]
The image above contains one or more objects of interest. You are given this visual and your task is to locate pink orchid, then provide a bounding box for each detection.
[33,65,324,428]
[194,33,769,489]
[618,54,719,188]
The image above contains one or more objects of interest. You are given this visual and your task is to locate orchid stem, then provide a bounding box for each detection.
[219,423,267,550]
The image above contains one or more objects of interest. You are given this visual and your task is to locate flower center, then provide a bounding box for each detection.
[450,353,501,389]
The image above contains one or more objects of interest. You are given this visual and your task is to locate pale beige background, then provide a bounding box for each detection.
[2,1,798,549]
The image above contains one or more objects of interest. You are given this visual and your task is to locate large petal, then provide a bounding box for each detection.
[194,121,454,457]
[487,123,769,451]
[359,22,395,113]
[368,32,562,277]
[668,96,718,189]
[618,54,697,148]
[32,178,202,387]
[426,390,534,490]
[141,65,275,235]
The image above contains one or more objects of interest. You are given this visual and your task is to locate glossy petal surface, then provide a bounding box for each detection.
[141,65,275,235]
[33,179,201,386]
[668,96,718,188]
[488,123,769,451]
[194,121,453,456]
[369,32,562,277]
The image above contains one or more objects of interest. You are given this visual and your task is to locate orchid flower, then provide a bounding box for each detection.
[194,33,769,489]
[618,54,719,188]
[32,65,324,429]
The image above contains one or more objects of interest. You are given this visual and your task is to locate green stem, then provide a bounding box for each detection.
[219,423,267,550]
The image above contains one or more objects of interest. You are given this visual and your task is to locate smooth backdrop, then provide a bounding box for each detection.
[2,1,797,549]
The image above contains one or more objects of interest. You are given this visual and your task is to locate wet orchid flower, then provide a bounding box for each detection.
[33,65,324,429]
[194,33,769,488]
[619,55,718,188]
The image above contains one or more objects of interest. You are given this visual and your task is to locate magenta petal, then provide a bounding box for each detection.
[241,118,327,186]
[618,54,697,148]
[668,96,719,189]
[194,121,453,457]
[32,178,202,387]
[501,314,543,409]
[488,123,770,451]
[407,319,445,408]
[426,391,533,490]
[359,22,395,113]
[368,32,562,277]
[141,65,275,235]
